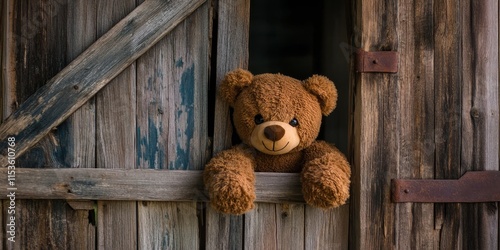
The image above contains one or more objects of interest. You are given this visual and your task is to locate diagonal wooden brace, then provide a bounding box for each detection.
[0,0,206,167]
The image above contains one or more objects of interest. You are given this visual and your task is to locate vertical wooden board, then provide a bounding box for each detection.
[352,0,399,248]
[2,0,14,119]
[66,207,96,250]
[460,0,499,249]
[136,3,209,250]
[138,202,199,250]
[94,0,137,249]
[305,205,349,250]
[16,200,69,250]
[64,0,97,169]
[1,2,6,248]
[97,201,137,250]
[62,1,97,249]
[206,207,243,250]
[395,0,437,249]
[244,204,277,250]
[433,0,463,248]
[206,0,250,248]
[0,0,4,123]
[11,0,68,168]
[244,204,306,250]
[4,0,97,249]
[276,204,304,249]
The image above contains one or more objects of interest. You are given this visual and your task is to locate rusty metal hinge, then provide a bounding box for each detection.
[392,171,500,203]
[355,49,398,73]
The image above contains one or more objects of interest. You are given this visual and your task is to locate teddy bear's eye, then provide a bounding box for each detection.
[289,118,299,127]
[254,114,265,125]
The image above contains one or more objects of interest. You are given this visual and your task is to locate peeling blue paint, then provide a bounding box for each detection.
[175,58,184,68]
[137,118,164,169]
[136,127,142,167]
[174,65,195,170]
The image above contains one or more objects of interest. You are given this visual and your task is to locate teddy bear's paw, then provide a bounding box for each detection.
[209,179,256,215]
[301,155,350,209]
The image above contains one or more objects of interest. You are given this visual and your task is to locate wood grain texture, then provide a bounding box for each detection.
[0,168,306,203]
[244,204,277,250]
[138,202,199,250]
[351,0,399,248]
[63,1,97,249]
[206,0,250,249]
[352,0,499,249]
[433,0,463,245]
[395,0,437,249]
[305,205,349,250]
[3,1,99,249]
[0,0,4,123]
[95,1,137,249]
[0,0,206,167]
[460,0,499,249]
[136,2,209,248]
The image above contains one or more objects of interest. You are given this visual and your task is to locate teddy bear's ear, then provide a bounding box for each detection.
[303,75,338,115]
[219,68,254,106]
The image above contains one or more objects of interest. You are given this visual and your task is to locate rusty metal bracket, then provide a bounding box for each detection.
[392,171,500,203]
[355,49,398,73]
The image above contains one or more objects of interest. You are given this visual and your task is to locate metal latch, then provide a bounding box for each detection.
[355,49,398,73]
[392,171,500,203]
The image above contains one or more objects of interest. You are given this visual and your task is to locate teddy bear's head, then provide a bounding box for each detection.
[219,69,337,155]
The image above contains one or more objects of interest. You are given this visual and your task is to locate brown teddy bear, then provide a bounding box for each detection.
[204,69,351,214]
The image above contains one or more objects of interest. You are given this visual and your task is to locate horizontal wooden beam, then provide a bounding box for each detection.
[0,169,305,203]
[0,0,206,167]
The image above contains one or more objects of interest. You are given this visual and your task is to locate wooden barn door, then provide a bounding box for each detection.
[350,0,499,249]
[1,0,351,249]
[2,0,209,249]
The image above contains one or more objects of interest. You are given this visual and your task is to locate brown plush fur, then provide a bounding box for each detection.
[204,69,351,214]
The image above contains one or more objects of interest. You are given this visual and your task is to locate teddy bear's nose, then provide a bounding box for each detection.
[264,125,285,142]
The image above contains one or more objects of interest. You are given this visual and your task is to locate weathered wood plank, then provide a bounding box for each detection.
[0,0,207,167]
[0,0,4,123]
[138,202,199,250]
[244,204,277,250]
[351,0,399,249]
[395,0,437,249]
[433,0,464,248]
[1,2,6,248]
[206,0,251,249]
[460,0,499,249]
[3,1,96,249]
[136,2,209,249]
[0,169,305,203]
[64,1,97,249]
[95,1,138,249]
[276,204,305,249]
[305,205,349,250]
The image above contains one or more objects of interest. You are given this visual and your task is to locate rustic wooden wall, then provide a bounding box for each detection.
[2,0,209,249]
[351,0,499,249]
[2,0,497,249]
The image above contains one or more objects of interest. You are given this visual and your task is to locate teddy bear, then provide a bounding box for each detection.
[204,68,351,215]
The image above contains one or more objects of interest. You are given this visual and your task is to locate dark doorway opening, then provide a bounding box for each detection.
[249,0,350,154]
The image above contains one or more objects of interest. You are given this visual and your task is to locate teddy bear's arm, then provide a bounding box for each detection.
[203,145,256,214]
[301,141,351,208]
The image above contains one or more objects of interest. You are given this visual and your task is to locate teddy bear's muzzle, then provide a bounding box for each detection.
[250,121,300,155]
